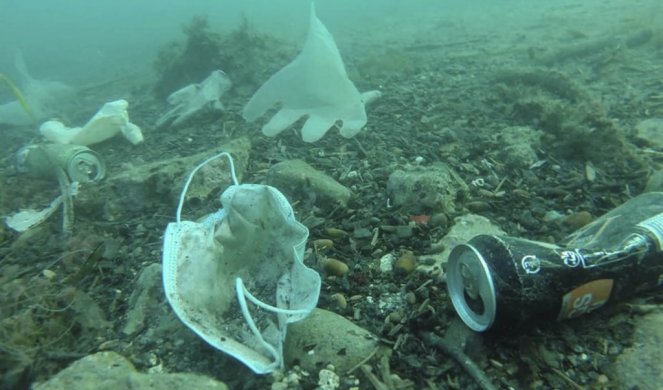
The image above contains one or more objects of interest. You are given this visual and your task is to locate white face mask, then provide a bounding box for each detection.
[162,152,321,374]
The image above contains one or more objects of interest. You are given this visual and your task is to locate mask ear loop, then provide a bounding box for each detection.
[236,277,310,316]
[235,278,310,370]
[175,151,239,223]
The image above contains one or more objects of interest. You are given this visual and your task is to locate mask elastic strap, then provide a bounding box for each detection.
[235,277,310,316]
[175,151,239,223]
[235,278,309,369]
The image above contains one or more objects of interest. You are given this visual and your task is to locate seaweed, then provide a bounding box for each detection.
[535,28,653,66]
[153,16,224,99]
[491,68,637,164]
[0,233,112,387]
[153,16,291,99]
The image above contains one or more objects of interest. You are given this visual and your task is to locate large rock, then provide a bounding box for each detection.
[421,213,505,271]
[267,159,351,208]
[284,308,379,374]
[33,351,227,390]
[387,163,468,214]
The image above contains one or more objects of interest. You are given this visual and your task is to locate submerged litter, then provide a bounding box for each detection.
[40,99,143,146]
[162,152,320,374]
[156,70,232,129]
[243,4,380,142]
[0,50,74,127]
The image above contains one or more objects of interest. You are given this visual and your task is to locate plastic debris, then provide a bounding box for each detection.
[155,70,232,129]
[40,99,143,146]
[243,4,380,142]
[162,152,320,374]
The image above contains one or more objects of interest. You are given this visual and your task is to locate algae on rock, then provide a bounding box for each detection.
[491,68,637,164]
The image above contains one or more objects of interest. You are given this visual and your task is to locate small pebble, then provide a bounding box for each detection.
[352,228,373,239]
[429,213,449,228]
[395,225,413,238]
[512,189,531,199]
[477,189,495,198]
[563,211,593,230]
[322,258,349,276]
[379,253,396,273]
[325,228,348,238]
[409,214,430,225]
[394,251,417,274]
[419,256,437,265]
[543,210,564,222]
[331,293,347,309]
[387,311,403,324]
[42,269,56,280]
[505,363,519,375]
[314,239,334,252]
[467,201,491,212]
[353,307,362,321]
[585,162,597,182]
[607,343,622,355]
[405,291,417,305]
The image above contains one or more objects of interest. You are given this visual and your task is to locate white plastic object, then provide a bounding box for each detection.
[242,4,380,143]
[155,70,232,129]
[162,152,321,374]
[4,181,78,232]
[40,99,143,146]
[0,50,74,127]
[5,196,63,232]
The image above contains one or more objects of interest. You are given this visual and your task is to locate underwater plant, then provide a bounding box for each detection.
[153,15,291,99]
[0,73,36,123]
[0,51,74,127]
[154,16,224,99]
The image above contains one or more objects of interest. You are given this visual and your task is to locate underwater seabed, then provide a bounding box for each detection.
[2,3,663,390]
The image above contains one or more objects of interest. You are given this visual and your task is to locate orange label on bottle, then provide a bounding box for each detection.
[558,279,614,320]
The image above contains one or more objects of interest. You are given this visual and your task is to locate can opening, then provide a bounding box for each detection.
[70,155,104,182]
[67,152,106,182]
[460,262,485,314]
[15,144,106,183]
[463,289,485,314]
[447,243,497,332]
